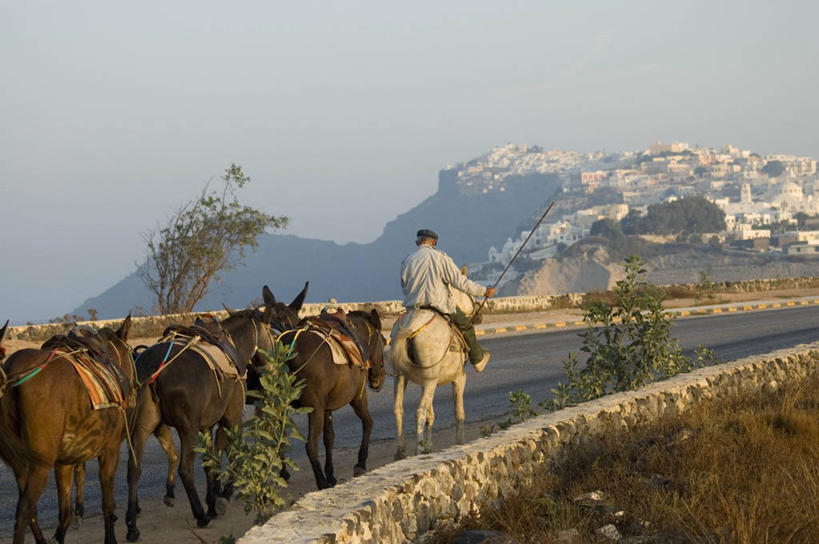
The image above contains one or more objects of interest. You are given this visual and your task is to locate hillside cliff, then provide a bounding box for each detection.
[74,171,561,318]
[511,238,819,296]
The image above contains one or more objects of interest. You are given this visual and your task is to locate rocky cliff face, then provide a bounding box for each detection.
[511,240,819,296]
[515,245,625,296]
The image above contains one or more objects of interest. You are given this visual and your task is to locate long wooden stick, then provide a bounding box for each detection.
[471,201,555,321]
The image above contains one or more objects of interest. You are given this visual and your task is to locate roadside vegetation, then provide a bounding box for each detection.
[434,371,819,543]
[196,343,310,525]
[457,254,819,542]
[546,254,714,410]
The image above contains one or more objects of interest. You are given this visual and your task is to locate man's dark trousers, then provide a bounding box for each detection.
[449,307,483,365]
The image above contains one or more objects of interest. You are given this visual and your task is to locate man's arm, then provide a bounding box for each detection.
[439,252,490,298]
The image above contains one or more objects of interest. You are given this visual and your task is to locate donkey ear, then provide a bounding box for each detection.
[117,314,132,342]
[368,308,382,331]
[289,281,309,312]
[222,303,239,317]
[0,320,9,342]
[460,265,468,276]
[262,285,277,306]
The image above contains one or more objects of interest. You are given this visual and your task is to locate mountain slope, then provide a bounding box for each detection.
[74,171,561,318]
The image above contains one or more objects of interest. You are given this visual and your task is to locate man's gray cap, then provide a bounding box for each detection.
[416,229,438,240]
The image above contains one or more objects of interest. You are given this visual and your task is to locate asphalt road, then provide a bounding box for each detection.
[2,304,818,538]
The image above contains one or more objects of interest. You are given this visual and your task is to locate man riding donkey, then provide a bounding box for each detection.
[400,229,495,372]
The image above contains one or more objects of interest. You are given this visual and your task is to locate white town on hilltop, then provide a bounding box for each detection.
[454,142,819,279]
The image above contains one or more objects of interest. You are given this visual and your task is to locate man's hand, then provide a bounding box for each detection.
[484,286,496,298]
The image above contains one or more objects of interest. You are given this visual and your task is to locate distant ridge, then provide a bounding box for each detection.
[73,170,561,319]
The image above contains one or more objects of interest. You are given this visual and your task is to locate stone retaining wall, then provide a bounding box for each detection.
[237,343,819,544]
[8,276,817,342]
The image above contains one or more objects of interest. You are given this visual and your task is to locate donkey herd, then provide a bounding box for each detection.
[0,281,481,543]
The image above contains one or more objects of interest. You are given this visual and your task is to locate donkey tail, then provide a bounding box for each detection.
[0,391,44,471]
[386,324,415,373]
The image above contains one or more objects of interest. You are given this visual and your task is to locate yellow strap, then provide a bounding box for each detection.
[407,313,438,339]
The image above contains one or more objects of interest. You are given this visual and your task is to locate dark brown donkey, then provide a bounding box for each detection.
[125,283,307,541]
[0,320,8,362]
[277,309,386,489]
[0,317,135,544]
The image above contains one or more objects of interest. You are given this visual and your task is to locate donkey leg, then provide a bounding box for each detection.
[416,383,437,454]
[350,392,374,476]
[15,468,47,544]
[99,440,122,544]
[14,464,50,544]
[73,463,86,527]
[177,426,212,527]
[200,427,220,518]
[212,387,246,514]
[305,409,330,489]
[28,512,47,544]
[452,371,467,445]
[393,373,408,460]
[154,424,179,507]
[53,463,74,543]
[322,412,337,486]
[126,389,161,542]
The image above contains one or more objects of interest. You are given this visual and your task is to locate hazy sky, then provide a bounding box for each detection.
[2,1,818,323]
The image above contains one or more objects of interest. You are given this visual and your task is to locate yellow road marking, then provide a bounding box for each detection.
[476,330,485,336]
[728,307,737,312]
[574,321,585,326]
[679,311,690,316]
[534,323,547,329]
[711,308,722,313]
[757,304,768,309]
[515,325,527,331]
[555,322,567,327]
[786,301,795,306]
[743,305,753,310]
[772,303,781,308]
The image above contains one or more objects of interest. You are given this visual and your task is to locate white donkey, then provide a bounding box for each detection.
[387,275,480,459]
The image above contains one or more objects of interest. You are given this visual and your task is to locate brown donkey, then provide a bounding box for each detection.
[0,316,135,544]
[125,283,307,541]
[276,309,386,489]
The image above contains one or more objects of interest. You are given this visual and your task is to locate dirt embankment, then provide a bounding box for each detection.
[511,240,819,297]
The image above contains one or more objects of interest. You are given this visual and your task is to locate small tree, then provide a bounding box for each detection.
[196,342,310,524]
[543,254,713,410]
[138,164,287,314]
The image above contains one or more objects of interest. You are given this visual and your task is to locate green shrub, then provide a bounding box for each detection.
[543,254,714,410]
[196,341,311,524]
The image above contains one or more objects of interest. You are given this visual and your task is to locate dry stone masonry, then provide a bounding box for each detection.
[238,342,819,544]
[11,275,816,342]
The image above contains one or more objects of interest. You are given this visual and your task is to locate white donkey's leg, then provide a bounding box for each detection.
[452,369,467,444]
[416,382,437,454]
[394,373,408,460]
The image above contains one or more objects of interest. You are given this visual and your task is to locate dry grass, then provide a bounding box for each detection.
[431,375,819,544]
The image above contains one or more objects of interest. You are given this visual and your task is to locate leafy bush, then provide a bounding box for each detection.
[543,255,714,410]
[621,195,725,235]
[196,342,311,524]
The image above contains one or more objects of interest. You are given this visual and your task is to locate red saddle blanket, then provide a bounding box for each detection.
[66,350,126,409]
[302,318,368,368]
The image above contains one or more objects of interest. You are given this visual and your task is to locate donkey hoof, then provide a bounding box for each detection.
[163,495,175,508]
[215,497,228,517]
[353,465,366,477]
[126,527,140,542]
[197,515,213,528]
